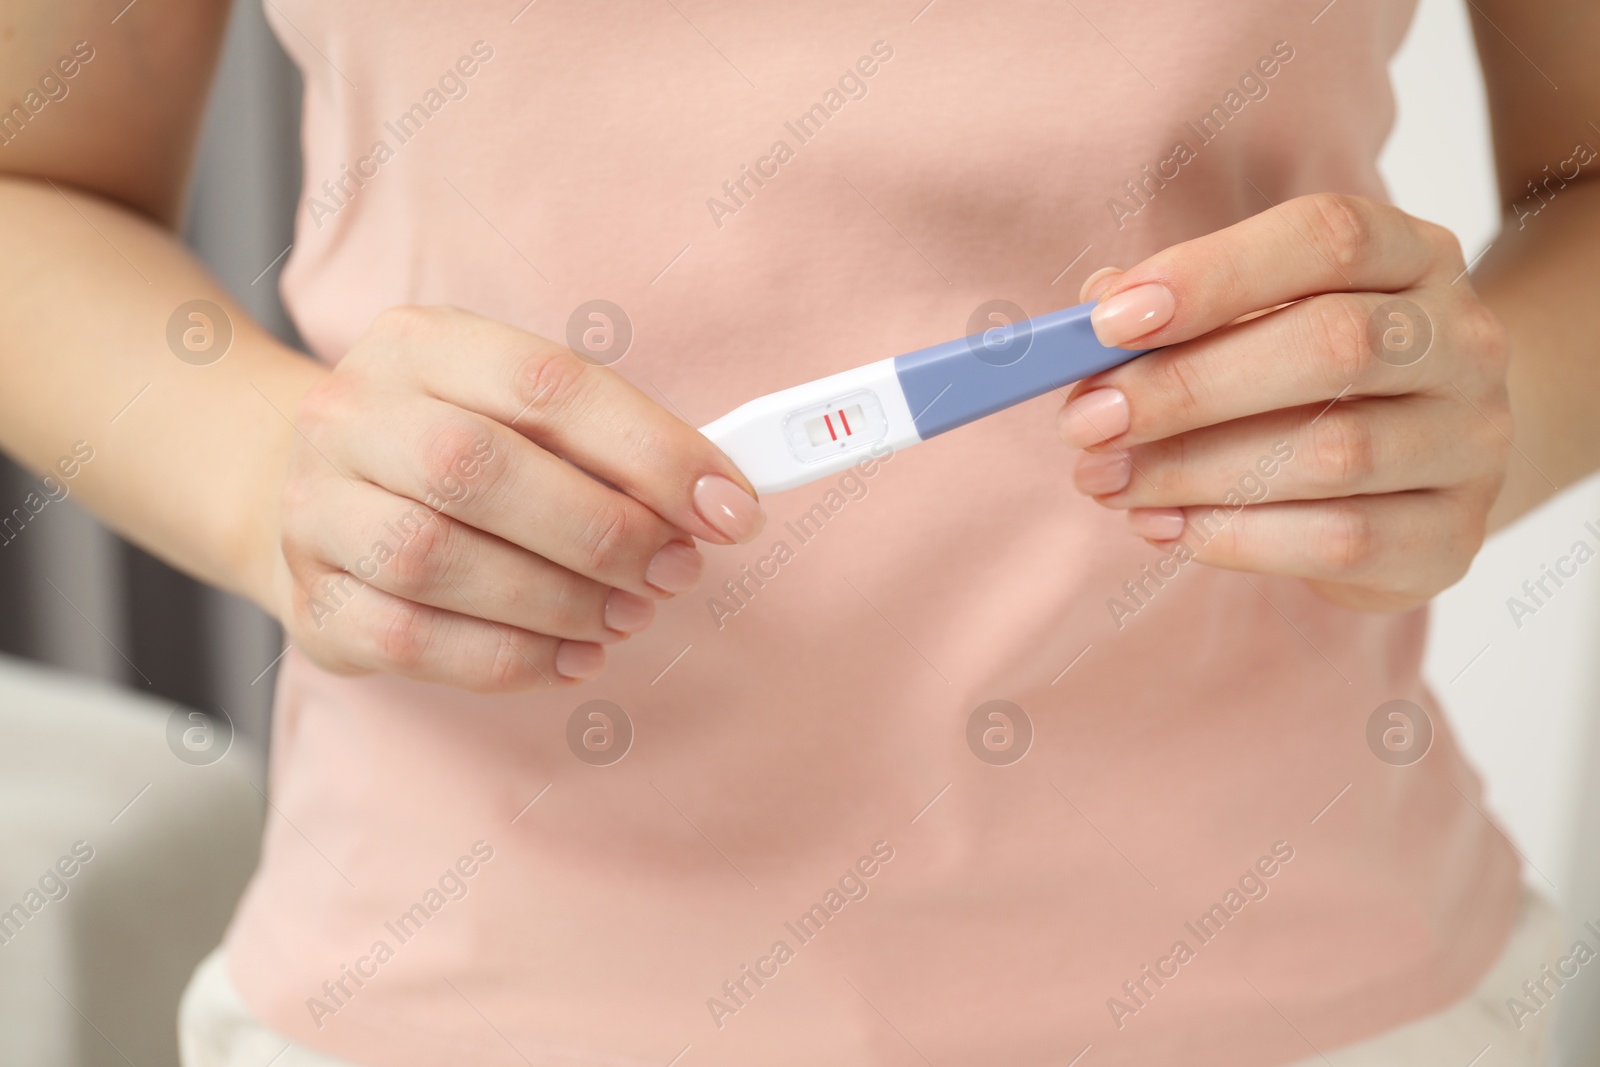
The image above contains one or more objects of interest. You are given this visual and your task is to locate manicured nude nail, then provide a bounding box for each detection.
[1079,266,1124,303]
[1129,507,1186,541]
[1074,452,1132,496]
[555,641,606,680]
[645,541,704,594]
[693,474,766,543]
[1058,388,1130,449]
[604,588,655,634]
[1091,283,1175,347]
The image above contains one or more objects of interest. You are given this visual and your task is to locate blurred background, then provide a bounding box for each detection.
[1,0,1597,1063]
[0,1,296,1062]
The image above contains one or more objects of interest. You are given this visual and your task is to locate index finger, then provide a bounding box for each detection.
[380,306,766,546]
[1087,193,1464,349]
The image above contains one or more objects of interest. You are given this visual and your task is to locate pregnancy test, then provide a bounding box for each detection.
[698,301,1153,493]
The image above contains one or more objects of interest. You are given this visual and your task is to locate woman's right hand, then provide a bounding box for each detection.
[270,305,765,690]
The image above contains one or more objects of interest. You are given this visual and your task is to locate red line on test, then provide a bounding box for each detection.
[837,408,852,435]
[824,414,837,440]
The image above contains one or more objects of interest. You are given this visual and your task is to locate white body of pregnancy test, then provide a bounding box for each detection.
[698,302,1154,494]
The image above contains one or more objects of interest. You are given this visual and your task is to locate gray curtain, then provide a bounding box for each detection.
[0,0,301,764]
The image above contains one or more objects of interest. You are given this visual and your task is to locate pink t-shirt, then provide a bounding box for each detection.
[228,2,1521,1064]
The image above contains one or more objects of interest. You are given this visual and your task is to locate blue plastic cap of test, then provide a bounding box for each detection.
[893,301,1152,440]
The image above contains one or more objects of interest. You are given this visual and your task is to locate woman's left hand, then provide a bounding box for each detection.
[1059,192,1512,613]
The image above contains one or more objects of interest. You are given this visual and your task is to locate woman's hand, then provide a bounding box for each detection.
[272,305,765,690]
[1059,193,1512,613]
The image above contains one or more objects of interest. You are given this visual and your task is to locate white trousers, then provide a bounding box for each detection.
[180,888,1565,1067]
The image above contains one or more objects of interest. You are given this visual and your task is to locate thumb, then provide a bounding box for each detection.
[1079,266,1126,304]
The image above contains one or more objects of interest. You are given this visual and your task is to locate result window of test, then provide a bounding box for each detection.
[804,404,865,446]
[783,389,888,464]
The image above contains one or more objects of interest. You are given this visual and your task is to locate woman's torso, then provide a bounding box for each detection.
[226,3,1521,1064]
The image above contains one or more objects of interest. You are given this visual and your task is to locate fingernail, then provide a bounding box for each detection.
[1074,452,1132,496]
[1091,283,1175,346]
[693,474,765,543]
[604,588,655,634]
[555,640,606,680]
[1129,508,1186,541]
[1079,266,1124,303]
[1058,388,1130,449]
[645,541,704,594]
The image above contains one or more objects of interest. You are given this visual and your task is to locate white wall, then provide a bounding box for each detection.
[1380,1,1600,1058]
